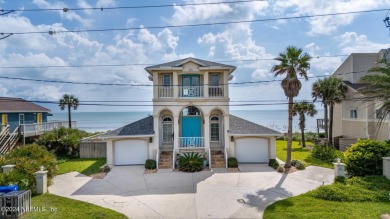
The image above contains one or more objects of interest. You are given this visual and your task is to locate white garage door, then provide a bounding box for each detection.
[114,140,148,165]
[236,138,269,163]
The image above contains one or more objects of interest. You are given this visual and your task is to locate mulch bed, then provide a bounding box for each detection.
[90,172,107,179]
[144,169,158,174]
[283,166,298,174]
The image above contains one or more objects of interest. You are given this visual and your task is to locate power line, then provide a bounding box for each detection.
[1,8,389,35]
[1,0,267,13]
[0,70,367,87]
[0,55,348,69]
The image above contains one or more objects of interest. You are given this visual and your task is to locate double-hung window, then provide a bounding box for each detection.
[350,109,357,119]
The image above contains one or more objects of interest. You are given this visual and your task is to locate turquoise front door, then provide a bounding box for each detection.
[181,116,201,147]
[182,75,200,97]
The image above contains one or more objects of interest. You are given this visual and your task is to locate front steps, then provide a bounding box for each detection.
[210,150,226,168]
[158,151,173,169]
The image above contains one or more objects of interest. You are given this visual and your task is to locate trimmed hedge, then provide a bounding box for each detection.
[344,139,390,176]
[291,159,306,170]
[145,159,156,170]
[227,157,238,168]
[269,159,279,170]
[0,144,57,194]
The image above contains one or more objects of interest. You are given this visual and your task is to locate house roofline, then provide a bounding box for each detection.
[0,110,50,113]
[98,134,154,140]
[228,133,283,137]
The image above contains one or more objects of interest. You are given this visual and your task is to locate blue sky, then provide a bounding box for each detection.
[1,0,390,112]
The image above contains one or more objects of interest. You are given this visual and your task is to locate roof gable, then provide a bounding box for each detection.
[229,115,281,135]
[0,97,50,112]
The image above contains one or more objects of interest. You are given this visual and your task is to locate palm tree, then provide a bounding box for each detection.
[293,101,317,148]
[312,78,347,145]
[271,46,311,168]
[359,56,390,134]
[59,94,79,129]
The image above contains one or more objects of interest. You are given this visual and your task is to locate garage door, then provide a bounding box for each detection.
[114,140,148,165]
[235,138,269,163]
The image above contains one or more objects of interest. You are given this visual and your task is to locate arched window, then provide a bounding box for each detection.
[182,106,201,116]
[162,116,173,142]
[210,116,219,142]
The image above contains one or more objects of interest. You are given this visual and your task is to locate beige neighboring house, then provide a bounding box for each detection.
[100,58,281,168]
[332,49,390,151]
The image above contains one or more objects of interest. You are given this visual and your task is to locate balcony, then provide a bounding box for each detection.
[158,86,173,98]
[21,121,77,137]
[179,137,204,148]
[179,86,204,98]
[209,85,224,97]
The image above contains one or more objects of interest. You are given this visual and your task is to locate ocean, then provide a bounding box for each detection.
[48,110,323,133]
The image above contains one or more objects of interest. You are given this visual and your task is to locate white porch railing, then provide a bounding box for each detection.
[208,85,224,97]
[22,121,77,137]
[179,137,204,148]
[158,86,173,98]
[179,86,204,98]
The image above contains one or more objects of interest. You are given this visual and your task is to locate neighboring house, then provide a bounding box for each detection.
[100,58,281,168]
[332,49,390,150]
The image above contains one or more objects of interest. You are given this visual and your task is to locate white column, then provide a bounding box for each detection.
[224,114,230,148]
[204,71,209,98]
[333,161,346,177]
[106,140,114,166]
[35,170,48,194]
[224,71,229,98]
[153,72,159,99]
[173,71,178,98]
[204,114,210,149]
[174,115,179,152]
[154,116,160,149]
[269,137,276,159]
[383,157,390,180]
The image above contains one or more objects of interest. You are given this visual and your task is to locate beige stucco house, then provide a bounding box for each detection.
[100,58,280,168]
[332,49,390,150]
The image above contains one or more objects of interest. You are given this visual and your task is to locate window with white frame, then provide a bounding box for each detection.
[210,116,219,142]
[350,109,357,119]
[162,116,173,142]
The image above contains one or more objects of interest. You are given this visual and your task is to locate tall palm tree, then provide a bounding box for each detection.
[312,78,347,145]
[359,56,390,134]
[271,46,311,168]
[293,101,317,148]
[327,78,347,145]
[59,94,79,129]
[312,79,329,141]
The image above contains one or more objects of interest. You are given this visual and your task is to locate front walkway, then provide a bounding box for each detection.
[49,165,333,219]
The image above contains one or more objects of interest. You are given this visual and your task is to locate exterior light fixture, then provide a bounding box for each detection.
[384,16,390,28]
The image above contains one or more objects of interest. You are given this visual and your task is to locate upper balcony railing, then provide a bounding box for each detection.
[158,86,173,98]
[179,86,204,98]
[208,85,224,97]
[22,121,77,137]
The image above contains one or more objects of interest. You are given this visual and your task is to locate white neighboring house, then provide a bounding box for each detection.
[100,58,281,168]
[332,49,390,151]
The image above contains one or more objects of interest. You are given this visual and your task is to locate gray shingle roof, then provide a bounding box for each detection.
[145,57,236,70]
[229,115,281,135]
[100,116,154,137]
[0,97,50,112]
[343,81,366,91]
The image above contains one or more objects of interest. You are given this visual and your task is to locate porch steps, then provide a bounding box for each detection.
[158,151,173,169]
[210,150,226,168]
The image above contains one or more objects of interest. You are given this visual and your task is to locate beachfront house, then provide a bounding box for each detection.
[101,58,281,168]
[0,97,75,153]
[332,49,390,151]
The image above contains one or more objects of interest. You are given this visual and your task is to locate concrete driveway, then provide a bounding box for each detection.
[49,165,333,218]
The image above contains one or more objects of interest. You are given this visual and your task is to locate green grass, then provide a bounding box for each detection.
[276,140,333,168]
[20,194,127,219]
[264,176,390,219]
[57,158,106,175]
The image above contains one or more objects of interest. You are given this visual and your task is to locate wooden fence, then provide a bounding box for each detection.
[79,142,106,158]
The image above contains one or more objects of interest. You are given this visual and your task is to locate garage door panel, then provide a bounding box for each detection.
[236,138,268,163]
[114,140,148,165]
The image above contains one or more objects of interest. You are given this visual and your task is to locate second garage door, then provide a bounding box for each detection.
[114,140,148,165]
[235,138,269,163]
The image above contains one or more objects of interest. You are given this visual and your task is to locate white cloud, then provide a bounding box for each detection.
[96,0,116,8]
[338,32,390,54]
[78,0,93,15]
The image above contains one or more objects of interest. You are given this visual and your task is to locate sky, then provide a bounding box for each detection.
[1,0,390,112]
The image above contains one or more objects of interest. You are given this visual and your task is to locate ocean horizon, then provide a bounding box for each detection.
[48,110,324,133]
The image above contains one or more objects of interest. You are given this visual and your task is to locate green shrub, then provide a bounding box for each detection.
[312,144,344,162]
[227,157,238,168]
[291,159,306,170]
[308,176,390,202]
[344,139,390,176]
[276,166,284,173]
[36,127,91,158]
[145,159,156,170]
[178,152,203,172]
[334,176,346,184]
[268,159,279,169]
[0,144,57,194]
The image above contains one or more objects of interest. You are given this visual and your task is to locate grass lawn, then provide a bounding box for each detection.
[264,176,390,219]
[20,194,127,219]
[276,140,333,168]
[57,158,106,175]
